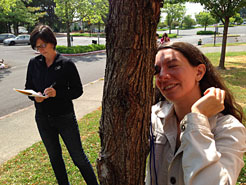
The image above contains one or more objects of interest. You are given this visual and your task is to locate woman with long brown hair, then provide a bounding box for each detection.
[146,42,246,185]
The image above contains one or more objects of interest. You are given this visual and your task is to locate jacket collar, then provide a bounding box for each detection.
[38,53,61,67]
[153,101,174,119]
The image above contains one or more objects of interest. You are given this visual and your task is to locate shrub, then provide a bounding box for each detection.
[71,32,106,38]
[56,44,106,54]
[159,33,177,38]
[197,30,215,35]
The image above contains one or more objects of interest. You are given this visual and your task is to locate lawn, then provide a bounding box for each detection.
[0,52,245,184]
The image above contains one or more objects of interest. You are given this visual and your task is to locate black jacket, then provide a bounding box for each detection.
[25,53,83,116]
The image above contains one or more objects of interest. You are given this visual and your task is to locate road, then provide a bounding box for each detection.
[0,42,106,117]
[158,25,246,44]
[0,25,245,117]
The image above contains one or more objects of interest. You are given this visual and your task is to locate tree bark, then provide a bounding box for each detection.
[219,17,229,69]
[65,1,71,47]
[97,1,162,185]
[66,20,71,47]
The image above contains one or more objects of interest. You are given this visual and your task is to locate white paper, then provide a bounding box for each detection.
[13,88,47,98]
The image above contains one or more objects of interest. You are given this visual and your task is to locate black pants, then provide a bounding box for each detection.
[35,112,98,185]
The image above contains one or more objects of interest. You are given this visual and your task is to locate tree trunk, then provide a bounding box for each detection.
[65,1,71,47]
[97,1,162,185]
[66,20,71,47]
[219,17,229,69]
[13,22,18,36]
[169,23,172,34]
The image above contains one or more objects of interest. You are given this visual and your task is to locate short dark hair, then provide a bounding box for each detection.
[30,24,57,50]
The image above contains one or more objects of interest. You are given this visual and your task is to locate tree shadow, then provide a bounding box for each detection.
[67,53,106,63]
[0,67,12,82]
[226,61,246,68]
[219,67,246,88]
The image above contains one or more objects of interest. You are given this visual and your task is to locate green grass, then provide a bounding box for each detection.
[56,44,105,54]
[0,52,246,184]
[203,42,246,47]
[0,108,101,185]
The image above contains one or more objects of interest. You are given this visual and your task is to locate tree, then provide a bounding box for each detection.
[183,15,196,29]
[0,0,43,34]
[0,0,16,11]
[76,0,109,32]
[28,0,63,32]
[195,12,216,31]
[163,3,186,34]
[231,13,243,25]
[97,0,162,184]
[54,0,77,47]
[190,0,246,69]
[240,7,246,18]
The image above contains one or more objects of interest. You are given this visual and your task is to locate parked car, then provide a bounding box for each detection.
[0,33,16,43]
[3,34,30,45]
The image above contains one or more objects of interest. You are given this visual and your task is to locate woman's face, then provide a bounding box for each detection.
[155,48,204,105]
[35,38,55,57]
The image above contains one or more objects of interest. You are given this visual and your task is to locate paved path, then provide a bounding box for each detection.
[0,79,104,165]
[199,45,246,53]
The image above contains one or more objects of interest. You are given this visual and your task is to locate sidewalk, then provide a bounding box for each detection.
[198,44,246,53]
[0,79,104,165]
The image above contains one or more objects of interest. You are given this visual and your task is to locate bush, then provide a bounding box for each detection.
[159,33,177,38]
[56,44,106,54]
[71,32,106,38]
[197,30,215,35]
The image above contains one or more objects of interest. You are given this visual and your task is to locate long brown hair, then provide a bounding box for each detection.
[154,42,244,122]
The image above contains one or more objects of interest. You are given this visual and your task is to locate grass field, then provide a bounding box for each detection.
[0,52,245,184]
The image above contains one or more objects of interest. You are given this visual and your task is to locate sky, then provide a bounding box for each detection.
[185,2,204,18]
[161,2,204,21]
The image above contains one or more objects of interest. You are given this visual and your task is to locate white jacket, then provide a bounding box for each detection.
[146,101,246,185]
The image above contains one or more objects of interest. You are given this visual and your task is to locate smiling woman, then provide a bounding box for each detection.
[146,42,246,185]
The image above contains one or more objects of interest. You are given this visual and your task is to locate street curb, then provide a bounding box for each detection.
[61,49,106,56]
[35,50,106,56]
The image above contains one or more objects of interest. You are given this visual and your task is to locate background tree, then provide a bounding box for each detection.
[0,0,42,34]
[54,0,77,47]
[195,11,216,31]
[0,0,16,11]
[239,7,246,18]
[163,2,186,33]
[28,0,63,32]
[97,0,162,184]
[76,0,108,33]
[230,13,243,25]
[183,15,196,29]
[190,0,246,69]
[157,21,167,29]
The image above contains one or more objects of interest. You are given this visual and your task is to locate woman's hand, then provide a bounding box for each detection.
[191,87,225,118]
[35,92,48,103]
[44,87,56,98]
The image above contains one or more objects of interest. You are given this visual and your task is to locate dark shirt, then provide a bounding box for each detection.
[25,53,83,116]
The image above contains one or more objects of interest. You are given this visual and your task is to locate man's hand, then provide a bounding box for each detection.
[191,87,225,118]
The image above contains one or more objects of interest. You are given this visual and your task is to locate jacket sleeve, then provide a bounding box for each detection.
[179,113,246,185]
[25,60,35,101]
[55,60,83,100]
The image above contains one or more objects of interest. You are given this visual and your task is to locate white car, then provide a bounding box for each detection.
[3,34,30,45]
